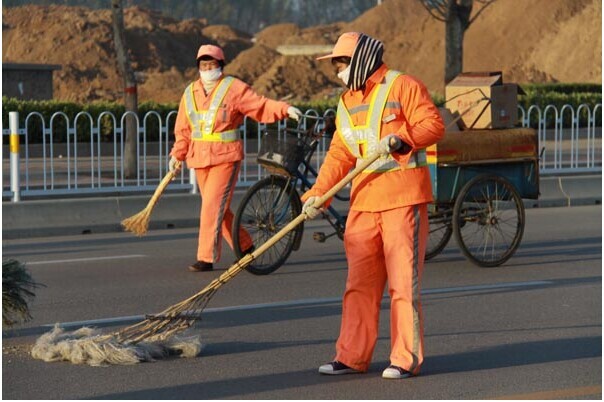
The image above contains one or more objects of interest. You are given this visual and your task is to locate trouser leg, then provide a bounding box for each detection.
[335,210,387,372]
[382,204,428,375]
[195,162,241,263]
[219,163,253,252]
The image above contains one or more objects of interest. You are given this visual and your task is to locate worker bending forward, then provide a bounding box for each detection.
[303,32,444,379]
[170,44,302,272]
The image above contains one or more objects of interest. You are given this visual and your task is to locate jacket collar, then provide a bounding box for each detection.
[361,63,389,95]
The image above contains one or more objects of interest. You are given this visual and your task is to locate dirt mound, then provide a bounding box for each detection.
[2,4,246,102]
[2,0,601,105]
[520,0,602,83]
[283,23,346,45]
[224,44,280,84]
[254,23,300,49]
[252,55,341,101]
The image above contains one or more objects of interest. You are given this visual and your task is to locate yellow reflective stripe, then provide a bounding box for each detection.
[186,77,238,143]
[336,101,360,158]
[339,85,381,130]
[183,83,197,135]
[10,133,19,153]
[202,77,234,135]
[337,71,410,173]
[192,129,239,142]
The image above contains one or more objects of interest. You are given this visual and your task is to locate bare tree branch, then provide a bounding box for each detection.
[469,0,497,24]
[418,0,449,22]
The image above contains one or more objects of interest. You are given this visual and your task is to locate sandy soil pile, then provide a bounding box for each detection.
[2,0,601,104]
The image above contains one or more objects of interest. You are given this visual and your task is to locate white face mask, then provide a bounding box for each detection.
[337,65,351,86]
[199,67,222,83]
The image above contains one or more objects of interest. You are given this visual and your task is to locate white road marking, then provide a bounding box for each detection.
[35,280,552,331]
[25,254,146,266]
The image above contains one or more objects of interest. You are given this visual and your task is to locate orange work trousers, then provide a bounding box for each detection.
[335,204,428,374]
[195,161,253,263]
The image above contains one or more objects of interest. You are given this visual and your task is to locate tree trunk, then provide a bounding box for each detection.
[444,0,473,84]
[111,0,138,179]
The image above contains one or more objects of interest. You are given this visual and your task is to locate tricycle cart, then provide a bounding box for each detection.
[424,127,539,267]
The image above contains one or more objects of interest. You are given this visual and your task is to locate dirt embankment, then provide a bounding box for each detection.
[2,0,601,104]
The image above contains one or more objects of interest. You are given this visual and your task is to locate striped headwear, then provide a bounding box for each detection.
[347,34,384,91]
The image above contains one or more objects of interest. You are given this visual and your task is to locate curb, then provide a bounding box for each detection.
[2,175,601,240]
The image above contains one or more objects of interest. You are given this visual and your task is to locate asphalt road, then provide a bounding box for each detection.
[2,205,602,399]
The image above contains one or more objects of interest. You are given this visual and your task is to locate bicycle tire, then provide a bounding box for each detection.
[233,176,303,275]
[452,174,525,267]
[425,204,453,260]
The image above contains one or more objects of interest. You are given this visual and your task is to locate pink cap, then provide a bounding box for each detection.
[316,32,360,61]
[196,44,225,62]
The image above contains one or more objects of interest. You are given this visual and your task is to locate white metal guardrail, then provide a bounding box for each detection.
[2,104,601,202]
[1,109,335,201]
[518,104,602,174]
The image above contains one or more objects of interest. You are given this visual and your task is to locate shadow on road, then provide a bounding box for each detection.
[93,335,601,399]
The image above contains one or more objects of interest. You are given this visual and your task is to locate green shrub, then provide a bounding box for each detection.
[2,259,42,327]
[520,82,601,94]
[2,97,178,144]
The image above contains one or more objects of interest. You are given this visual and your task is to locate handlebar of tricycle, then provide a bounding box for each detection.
[291,113,336,137]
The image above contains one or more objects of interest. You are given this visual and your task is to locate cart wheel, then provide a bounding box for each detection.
[233,176,303,275]
[452,174,525,267]
[425,204,453,260]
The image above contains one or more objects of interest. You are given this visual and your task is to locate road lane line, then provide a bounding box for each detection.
[17,279,553,333]
[423,280,551,294]
[492,385,601,399]
[25,255,146,265]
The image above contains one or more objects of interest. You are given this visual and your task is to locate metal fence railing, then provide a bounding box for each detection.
[2,104,601,202]
[518,104,602,174]
[2,109,335,201]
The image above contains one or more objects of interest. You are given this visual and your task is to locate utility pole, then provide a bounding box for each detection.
[111,0,139,179]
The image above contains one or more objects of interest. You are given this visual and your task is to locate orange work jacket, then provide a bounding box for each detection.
[302,64,445,211]
[171,77,290,168]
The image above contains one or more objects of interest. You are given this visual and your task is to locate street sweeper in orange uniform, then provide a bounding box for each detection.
[302,32,444,379]
[169,44,302,272]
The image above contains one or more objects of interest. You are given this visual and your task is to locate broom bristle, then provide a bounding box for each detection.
[31,324,203,366]
[121,208,152,236]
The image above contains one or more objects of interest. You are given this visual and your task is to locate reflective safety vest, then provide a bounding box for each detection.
[184,77,239,142]
[336,70,427,173]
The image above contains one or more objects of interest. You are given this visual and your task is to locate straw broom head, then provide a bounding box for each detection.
[121,207,153,236]
[121,165,179,236]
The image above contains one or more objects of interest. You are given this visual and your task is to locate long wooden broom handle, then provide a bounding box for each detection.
[145,162,181,209]
[254,151,381,256]
[191,150,386,294]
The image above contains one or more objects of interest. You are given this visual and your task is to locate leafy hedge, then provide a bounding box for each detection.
[520,82,601,94]
[2,97,178,143]
[2,83,601,143]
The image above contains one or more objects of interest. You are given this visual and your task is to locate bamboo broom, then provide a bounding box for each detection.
[121,161,182,236]
[31,150,384,366]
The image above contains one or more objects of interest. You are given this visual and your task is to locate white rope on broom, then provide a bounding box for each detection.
[31,325,202,366]
[30,151,383,366]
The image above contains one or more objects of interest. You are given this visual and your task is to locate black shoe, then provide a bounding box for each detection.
[318,360,360,375]
[382,365,413,379]
[242,245,255,255]
[188,261,213,272]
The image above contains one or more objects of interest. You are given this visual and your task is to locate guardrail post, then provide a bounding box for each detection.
[9,111,21,202]
[189,167,198,194]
